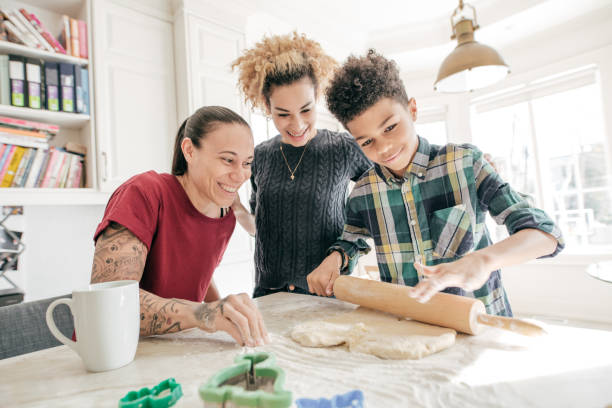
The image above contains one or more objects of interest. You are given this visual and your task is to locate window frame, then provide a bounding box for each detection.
[470,65,612,260]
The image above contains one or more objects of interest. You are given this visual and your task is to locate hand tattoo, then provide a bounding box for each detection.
[195,298,227,331]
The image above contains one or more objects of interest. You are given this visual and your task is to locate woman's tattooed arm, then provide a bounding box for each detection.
[91,222,197,336]
[91,222,146,283]
[89,222,267,344]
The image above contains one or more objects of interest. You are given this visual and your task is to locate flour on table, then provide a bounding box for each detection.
[290,307,456,359]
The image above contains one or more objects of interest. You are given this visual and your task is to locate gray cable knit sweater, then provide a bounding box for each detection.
[249,129,372,292]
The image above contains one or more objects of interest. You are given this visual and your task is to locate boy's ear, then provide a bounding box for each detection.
[408,98,417,122]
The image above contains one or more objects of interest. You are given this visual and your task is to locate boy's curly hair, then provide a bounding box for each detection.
[326,49,409,126]
[231,32,337,112]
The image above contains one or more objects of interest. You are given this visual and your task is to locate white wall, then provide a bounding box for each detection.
[19,205,105,301]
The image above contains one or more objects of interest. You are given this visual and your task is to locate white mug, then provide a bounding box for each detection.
[46,280,140,372]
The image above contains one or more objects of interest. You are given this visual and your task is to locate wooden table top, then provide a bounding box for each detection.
[2,292,612,407]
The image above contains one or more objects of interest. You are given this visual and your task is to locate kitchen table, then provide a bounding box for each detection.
[2,292,612,407]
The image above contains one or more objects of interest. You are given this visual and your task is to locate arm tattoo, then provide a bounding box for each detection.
[194,298,227,331]
[91,222,147,283]
[139,291,192,336]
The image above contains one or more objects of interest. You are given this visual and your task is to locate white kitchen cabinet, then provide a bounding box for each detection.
[174,2,255,285]
[92,0,177,192]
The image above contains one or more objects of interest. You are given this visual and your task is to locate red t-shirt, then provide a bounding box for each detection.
[94,171,236,302]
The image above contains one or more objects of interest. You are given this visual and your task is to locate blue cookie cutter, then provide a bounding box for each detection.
[295,389,364,408]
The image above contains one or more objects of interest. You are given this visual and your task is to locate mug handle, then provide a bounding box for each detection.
[46,298,77,351]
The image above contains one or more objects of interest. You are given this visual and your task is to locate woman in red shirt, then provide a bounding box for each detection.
[91,106,268,347]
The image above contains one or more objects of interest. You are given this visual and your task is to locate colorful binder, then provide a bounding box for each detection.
[59,63,74,113]
[25,59,42,109]
[44,62,60,111]
[8,55,26,107]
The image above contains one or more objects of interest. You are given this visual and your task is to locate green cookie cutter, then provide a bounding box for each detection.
[199,352,292,408]
[119,377,183,408]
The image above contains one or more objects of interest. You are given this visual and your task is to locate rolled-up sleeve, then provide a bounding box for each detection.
[329,195,372,273]
[473,146,565,258]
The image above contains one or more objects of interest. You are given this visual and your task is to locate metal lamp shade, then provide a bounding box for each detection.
[434,40,510,92]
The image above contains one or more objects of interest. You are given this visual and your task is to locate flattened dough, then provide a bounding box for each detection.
[291,307,456,360]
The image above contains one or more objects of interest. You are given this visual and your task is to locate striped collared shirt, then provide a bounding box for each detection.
[333,136,564,316]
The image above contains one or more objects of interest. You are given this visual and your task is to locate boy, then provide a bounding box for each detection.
[306,50,563,316]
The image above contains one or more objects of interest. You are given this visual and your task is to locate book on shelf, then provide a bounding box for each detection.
[44,61,59,111]
[12,9,50,52]
[11,145,33,186]
[0,142,85,189]
[78,20,87,59]
[17,9,54,53]
[0,133,48,150]
[27,12,66,54]
[18,146,36,186]
[0,55,9,105]
[75,65,86,113]
[0,144,25,187]
[0,144,15,180]
[59,62,74,113]
[0,18,7,41]
[0,115,58,137]
[1,8,85,58]
[80,67,89,114]
[2,19,28,47]
[25,58,42,109]
[23,147,46,187]
[69,18,79,58]
[8,54,25,107]
[1,10,38,48]
[58,15,71,56]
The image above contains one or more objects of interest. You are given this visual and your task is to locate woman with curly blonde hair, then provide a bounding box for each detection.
[231,32,371,298]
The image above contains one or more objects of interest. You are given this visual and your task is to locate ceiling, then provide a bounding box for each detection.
[255,0,612,72]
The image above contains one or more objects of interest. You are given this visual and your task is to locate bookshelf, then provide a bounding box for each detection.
[0,39,88,65]
[0,104,89,128]
[0,0,105,205]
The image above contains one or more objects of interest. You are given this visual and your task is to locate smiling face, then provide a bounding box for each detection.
[182,122,254,209]
[267,76,317,147]
[347,97,419,178]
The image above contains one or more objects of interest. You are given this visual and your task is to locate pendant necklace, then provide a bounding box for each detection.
[279,136,312,180]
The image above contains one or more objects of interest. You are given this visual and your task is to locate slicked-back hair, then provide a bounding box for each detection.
[171,106,250,176]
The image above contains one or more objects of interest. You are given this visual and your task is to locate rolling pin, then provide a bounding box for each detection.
[333,275,545,336]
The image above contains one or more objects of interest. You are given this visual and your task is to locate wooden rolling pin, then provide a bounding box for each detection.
[333,276,545,336]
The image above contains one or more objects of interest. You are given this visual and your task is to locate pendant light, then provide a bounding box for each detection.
[434,0,510,93]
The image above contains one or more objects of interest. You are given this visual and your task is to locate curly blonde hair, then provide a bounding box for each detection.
[231,32,337,112]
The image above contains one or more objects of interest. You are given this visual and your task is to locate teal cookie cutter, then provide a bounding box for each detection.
[199,352,292,408]
[119,377,183,408]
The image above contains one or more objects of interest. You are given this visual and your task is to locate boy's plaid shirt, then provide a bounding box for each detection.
[332,136,564,316]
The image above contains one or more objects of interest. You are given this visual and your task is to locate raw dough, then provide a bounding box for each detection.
[290,307,456,360]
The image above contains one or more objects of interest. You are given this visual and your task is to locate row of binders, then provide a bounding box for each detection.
[0,114,85,188]
[0,9,88,59]
[0,55,89,114]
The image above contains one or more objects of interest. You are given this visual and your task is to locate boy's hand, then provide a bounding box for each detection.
[409,253,491,303]
[307,252,342,296]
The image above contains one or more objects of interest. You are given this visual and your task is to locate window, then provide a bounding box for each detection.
[250,113,275,147]
[471,66,612,253]
[416,106,448,146]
